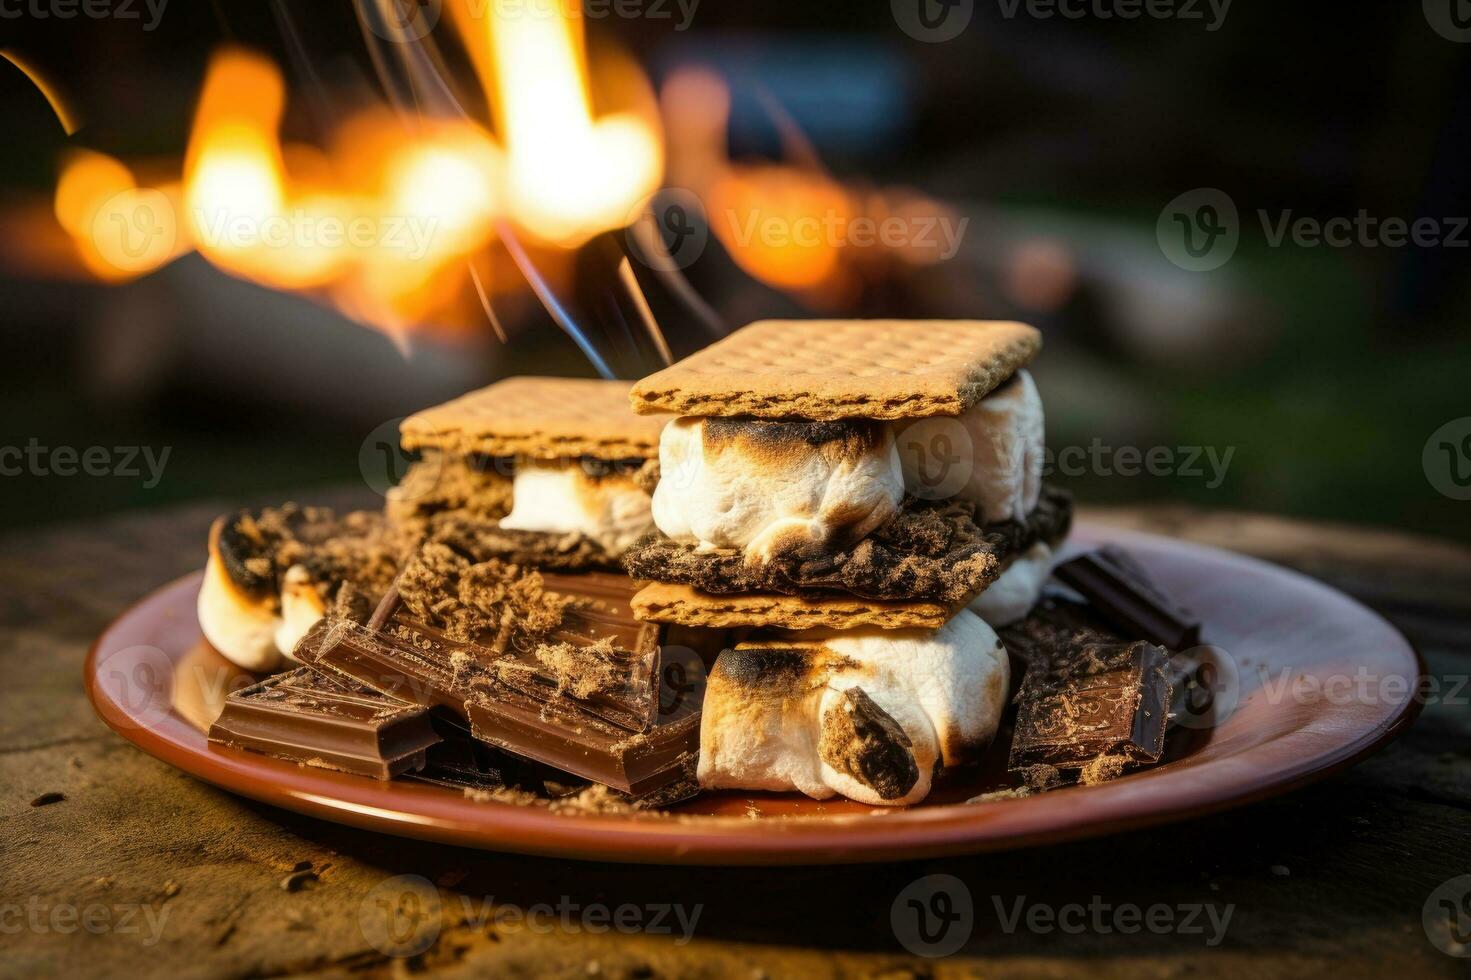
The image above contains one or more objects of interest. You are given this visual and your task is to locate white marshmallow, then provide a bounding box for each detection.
[499,460,653,555]
[198,553,284,673]
[968,542,1053,628]
[892,369,1044,524]
[274,565,328,662]
[652,416,905,563]
[698,610,1009,805]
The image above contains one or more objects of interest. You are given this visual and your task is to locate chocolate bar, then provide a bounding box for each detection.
[208,667,440,779]
[298,570,719,796]
[1001,599,1172,771]
[1052,546,1201,650]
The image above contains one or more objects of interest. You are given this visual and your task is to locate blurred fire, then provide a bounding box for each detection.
[662,66,962,310]
[29,7,961,337]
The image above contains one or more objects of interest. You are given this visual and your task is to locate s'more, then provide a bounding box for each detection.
[390,377,667,568]
[620,319,1073,804]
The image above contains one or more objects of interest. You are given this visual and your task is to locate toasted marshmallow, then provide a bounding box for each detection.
[652,417,904,563]
[198,550,283,673]
[968,542,1053,628]
[499,460,653,555]
[892,369,1044,524]
[699,610,1009,805]
[274,565,328,662]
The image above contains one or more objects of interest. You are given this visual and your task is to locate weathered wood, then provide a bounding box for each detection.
[2,496,1468,978]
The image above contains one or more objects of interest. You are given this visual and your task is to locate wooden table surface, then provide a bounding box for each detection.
[3,496,1470,979]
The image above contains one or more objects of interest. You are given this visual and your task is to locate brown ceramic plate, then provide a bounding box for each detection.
[84,525,1421,865]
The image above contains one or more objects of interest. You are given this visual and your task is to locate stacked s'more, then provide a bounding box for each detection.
[200,377,667,672]
[620,320,1073,805]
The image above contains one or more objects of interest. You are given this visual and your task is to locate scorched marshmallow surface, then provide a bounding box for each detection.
[651,416,905,562]
[698,610,1011,805]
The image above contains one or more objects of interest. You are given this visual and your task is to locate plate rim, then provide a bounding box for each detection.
[84,523,1425,865]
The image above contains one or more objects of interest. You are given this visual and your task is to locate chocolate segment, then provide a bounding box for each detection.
[1052,546,1201,650]
[1001,599,1172,772]
[621,486,1072,605]
[296,571,719,797]
[208,667,440,779]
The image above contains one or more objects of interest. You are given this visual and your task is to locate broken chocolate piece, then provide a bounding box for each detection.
[208,667,440,779]
[621,486,1072,605]
[466,689,700,796]
[1002,602,1172,772]
[297,568,720,799]
[1052,546,1201,650]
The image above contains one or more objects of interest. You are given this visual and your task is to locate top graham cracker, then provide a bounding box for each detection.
[628,320,1042,420]
[401,377,668,461]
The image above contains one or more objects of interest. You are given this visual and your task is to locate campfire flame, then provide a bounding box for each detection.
[29,8,959,341]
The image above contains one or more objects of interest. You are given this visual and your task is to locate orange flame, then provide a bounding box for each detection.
[451,0,662,246]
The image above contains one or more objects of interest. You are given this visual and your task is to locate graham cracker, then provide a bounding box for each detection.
[630,582,953,631]
[629,320,1042,420]
[402,377,669,461]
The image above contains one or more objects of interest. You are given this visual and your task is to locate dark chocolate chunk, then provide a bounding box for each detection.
[207,667,440,779]
[1052,546,1201,650]
[298,569,721,799]
[818,687,919,801]
[621,486,1072,605]
[1002,602,1172,772]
